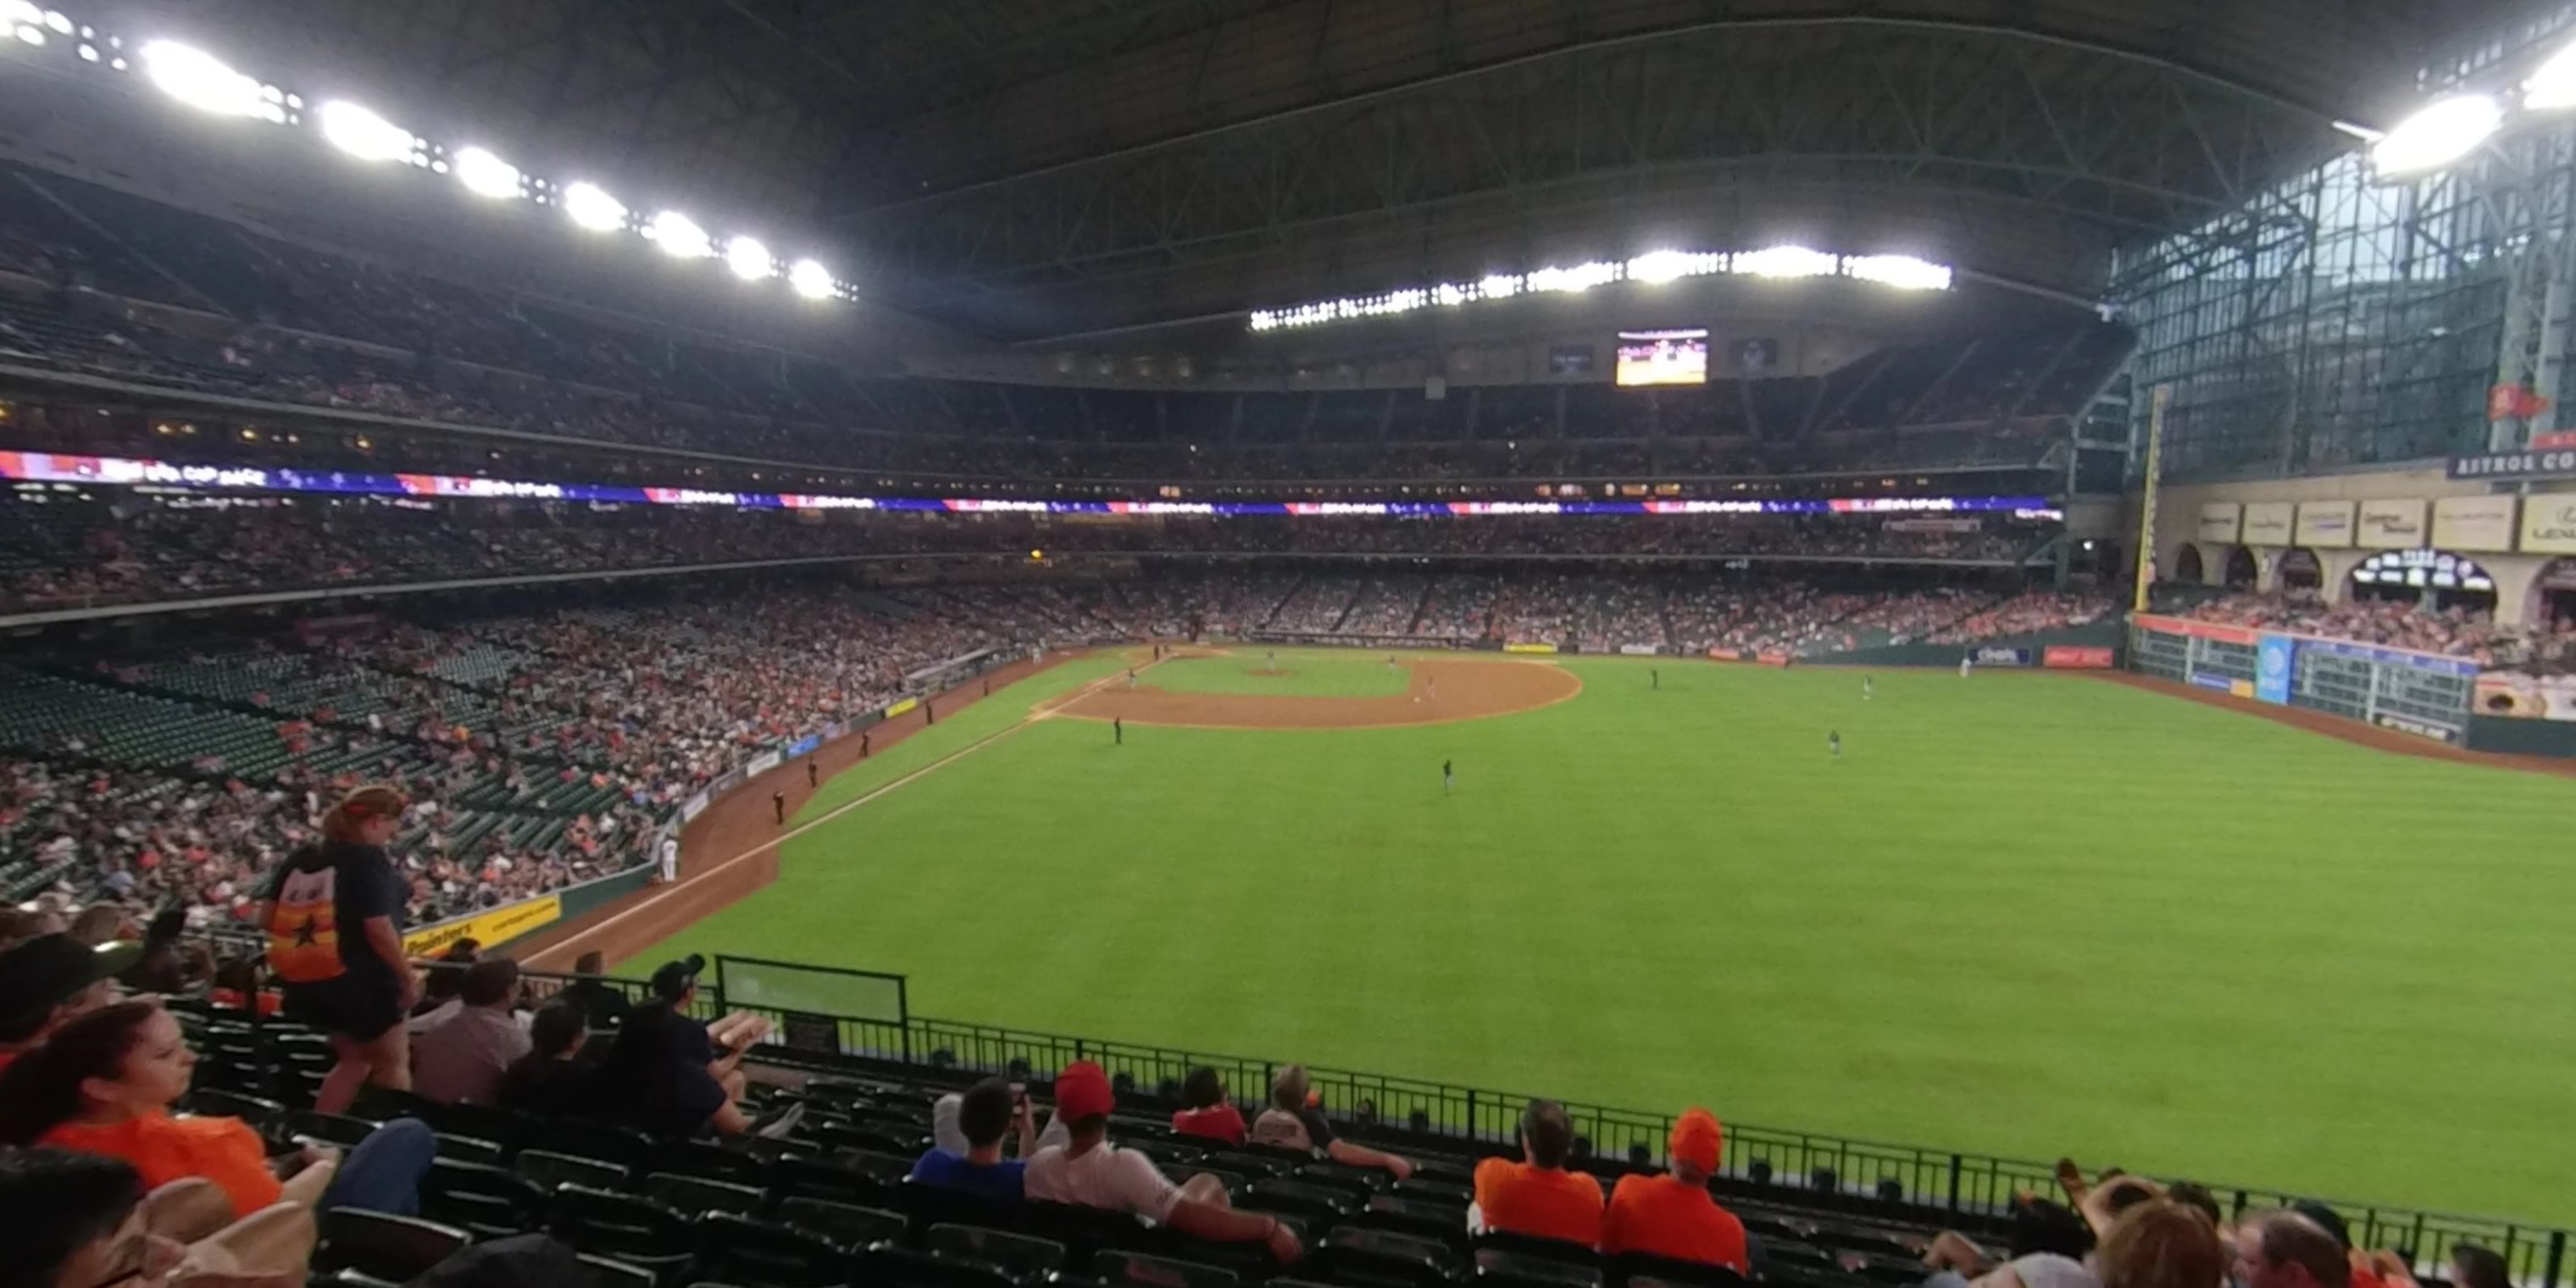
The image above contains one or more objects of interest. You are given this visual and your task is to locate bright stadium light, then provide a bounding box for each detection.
[318,101,418,164]
[452,147,522,199]
[724,236,774,280]
[141,41,282,121]
[1479,273,1524,299]
[1843,254,1955,291]
[1529,260,1620,292]
[41,7,66,32]
[1737,245,1838,279]
[561,181,627,231]
[1624,249,1722,283]
[647,210,712,258]
[2370,95,2502,176]
[787,258,836,299]
[2526,37,2576,110]
[2,0,40,24]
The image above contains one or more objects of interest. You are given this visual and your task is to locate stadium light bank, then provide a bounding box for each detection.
[2357,31,2576,179]
[0,4,857,306]
[1245,248,1957,333]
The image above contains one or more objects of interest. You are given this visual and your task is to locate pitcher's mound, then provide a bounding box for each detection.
[1063,654,1579,729]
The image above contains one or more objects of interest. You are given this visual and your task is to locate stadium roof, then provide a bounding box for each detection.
[172,0,2516,343]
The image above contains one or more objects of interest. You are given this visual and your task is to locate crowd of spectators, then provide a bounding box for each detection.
[0,495,2051,616]
[2179,594,2504,662]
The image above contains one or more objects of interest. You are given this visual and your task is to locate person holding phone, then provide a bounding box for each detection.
[908,1077,1039,1201]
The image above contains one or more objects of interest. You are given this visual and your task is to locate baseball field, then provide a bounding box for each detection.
[620,647,2576,1224]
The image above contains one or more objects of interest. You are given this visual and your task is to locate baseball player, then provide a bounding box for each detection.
[1863,675,1874,701]
[1442,758,1454,795]
[1829,730,1841,760]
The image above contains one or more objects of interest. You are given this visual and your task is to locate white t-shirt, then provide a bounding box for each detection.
[1024,1142,1180,1222]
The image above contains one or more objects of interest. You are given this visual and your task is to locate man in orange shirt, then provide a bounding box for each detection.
[1470,1099,1603,1246]
[1601,1108,1748,1270]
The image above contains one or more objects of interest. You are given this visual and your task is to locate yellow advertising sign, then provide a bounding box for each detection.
[2432,494,2518,552]
[2356,498,2426,548]
[2521,492,2576,554]
[2194,502,2240,544]
[403,894,562,958]
[2241,501,2295,546]
[884,697,920,719]
[2294,501,2356,548]
[1502,642,1559,654]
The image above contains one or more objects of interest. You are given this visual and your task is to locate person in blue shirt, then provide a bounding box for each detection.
[909,1076,1038,1201]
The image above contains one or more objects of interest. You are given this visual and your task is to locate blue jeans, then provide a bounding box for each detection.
[319,1118,437,1215]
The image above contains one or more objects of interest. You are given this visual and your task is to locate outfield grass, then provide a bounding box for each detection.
[631,648,2576,1223]
[1145,653,1413,697]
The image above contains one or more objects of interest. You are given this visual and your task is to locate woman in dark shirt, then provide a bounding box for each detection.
[256,785,419,1114]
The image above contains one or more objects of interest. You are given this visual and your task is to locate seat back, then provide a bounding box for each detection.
[1476,1246,1604,1288]
[314,1208,472,1281]
[1090,1249,1243,1288]
[857,1244,1024,1288]
[779,1196,908,1250]
[692,1213,847,1288]
[519,1149,633,1193]
[642,1171,769,1219]
[927,1222,1068,1280]
[1609,1252,1749,1288]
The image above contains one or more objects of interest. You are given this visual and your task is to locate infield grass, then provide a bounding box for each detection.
[631,647,2576,1224]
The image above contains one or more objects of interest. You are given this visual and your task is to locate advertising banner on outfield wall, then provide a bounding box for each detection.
[403,895,562,958]
[2357,498,2428,547]
[2242,502,2294,546]
[745,751,782,778]
[680,791,712,823]
[2475,669,2576,720]
[1707,647,1742,661]
[883,697,920,719]
[1503,642,1559,654]
[785,735,823,759]
[2256,635,2297,704]
[2433,495,2519,552]
[2294,502,2356,548]
[1971,647,2031,667]
[1617,644,1661,656]
[2196,502,2241,545]
[2043,646,2116,669]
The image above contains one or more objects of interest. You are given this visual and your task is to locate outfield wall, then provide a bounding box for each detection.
[2126,613,2500,747]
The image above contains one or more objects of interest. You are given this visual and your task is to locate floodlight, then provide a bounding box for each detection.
[318,101,416,163]
[42,7,67,33]
[562,181,626,231]
[648,210,712,258]
[452,147,522,199]
[1737,245,1838,278]
[140,42,278,121]
[724,236,774,280]
[13,23,36,43]
[1433,282,1470,306]
[787,258,836,299]
[2526,37,2576,110]
[1529,260,1619,292]
[2369,95,2502,175]
[1479,273,1524,299]
[1843,254,1955,291]
[1,1,41,25]
[1625,249,1720,283]
[1249,310,1278,330]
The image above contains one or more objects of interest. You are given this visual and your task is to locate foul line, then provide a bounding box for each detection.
[530,652,1164,965]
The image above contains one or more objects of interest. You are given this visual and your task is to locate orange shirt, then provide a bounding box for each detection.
[1473,1157,1604,1246]
[1601,1173,1750,1270]
[40,1113,284,1217]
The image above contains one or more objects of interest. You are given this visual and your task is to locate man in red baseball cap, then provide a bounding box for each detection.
[1024,1060,1302,1263]
[1600,1108,1747,1269]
